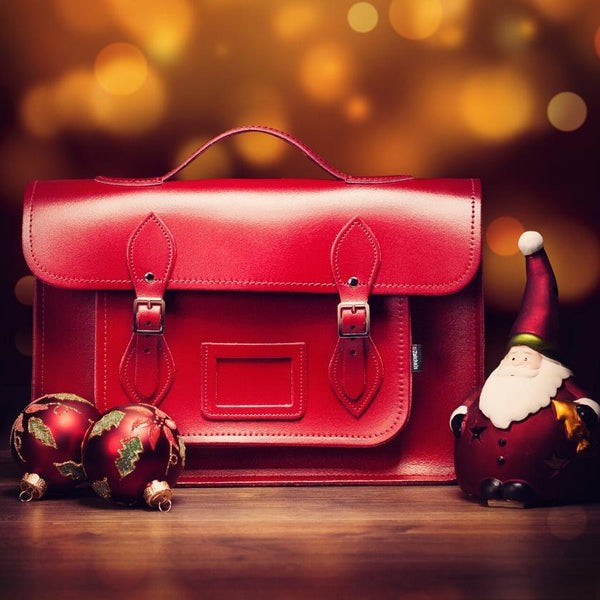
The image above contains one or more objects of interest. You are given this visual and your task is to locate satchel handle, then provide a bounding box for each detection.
[96,126,412,186]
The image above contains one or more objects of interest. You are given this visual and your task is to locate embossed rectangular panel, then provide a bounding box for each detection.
[201,343,306,421]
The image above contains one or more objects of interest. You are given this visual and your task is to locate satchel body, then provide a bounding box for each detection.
[23,127,483,485]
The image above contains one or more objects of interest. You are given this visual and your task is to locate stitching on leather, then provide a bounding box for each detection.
[329,338,382,416]
[39,282,45,394]
[27,181,478,291]
[102,291,108,410]
[128,212,174,285]
[188,297,409,439]
[333,218,380,290]
[200,344,306,419]
[121,338,137,401]
[154,338,174,404]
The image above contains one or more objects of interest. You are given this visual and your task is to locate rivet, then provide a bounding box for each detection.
[348,276,359,287]
[144,272,155,283]
[497,456,505,466]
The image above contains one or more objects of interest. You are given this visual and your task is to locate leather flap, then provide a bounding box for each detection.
[23,177,480,294]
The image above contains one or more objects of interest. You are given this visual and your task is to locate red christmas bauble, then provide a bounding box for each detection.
[81,403,185,510]
[10,393,100,500]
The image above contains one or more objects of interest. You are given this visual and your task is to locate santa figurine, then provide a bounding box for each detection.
[451,231,600,507]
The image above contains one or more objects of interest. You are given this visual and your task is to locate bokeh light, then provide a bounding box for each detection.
[94,43,148,96]
[91,68,167,135]
[540,221,600,303]
[459,67,535,141]
[389,0,443,40]
[0,136,69,198]
[495,14,538,50]
[486,216,525,256]
[547,92,587,132]
[485,219,600,311]
[344,95,372,122]
[53,68,99,131]
[347,2,379,33]
[107,0,190,56]
[173,137,233,180]
[272,1,321,40]
[526,0,585,21]
[230,85,290,167]
[20,85,60,138]
[15,276,35,307]
[107,0,194,62]
[15,329,33,358]
[299,42,353,103]
[55,0,114,33]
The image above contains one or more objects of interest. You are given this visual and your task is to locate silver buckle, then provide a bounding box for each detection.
[337,302,370,337]
[132,298,165,334]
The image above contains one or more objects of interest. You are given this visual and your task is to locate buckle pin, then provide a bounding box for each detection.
[132,298,165,334]
[337,302,370,338]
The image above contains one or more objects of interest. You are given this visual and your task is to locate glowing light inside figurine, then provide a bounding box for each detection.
[347,2,379,33]
[547,92,587,132]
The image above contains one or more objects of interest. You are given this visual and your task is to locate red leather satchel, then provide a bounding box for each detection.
[23,126,482,485]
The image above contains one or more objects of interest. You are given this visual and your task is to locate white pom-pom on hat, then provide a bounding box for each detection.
[518,231,544,256]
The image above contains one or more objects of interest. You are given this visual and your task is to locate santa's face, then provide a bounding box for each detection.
[479,345,572,429]
[500,345,542,373]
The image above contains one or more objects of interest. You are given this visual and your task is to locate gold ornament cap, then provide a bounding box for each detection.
[19,473,48,502]
[143,480,173,512]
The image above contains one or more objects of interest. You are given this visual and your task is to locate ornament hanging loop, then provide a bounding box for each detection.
[18,473,48,502]
[143,480,173,512]
[19,489,34,503]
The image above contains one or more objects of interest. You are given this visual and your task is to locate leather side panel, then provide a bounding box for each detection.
[31,282,96,402]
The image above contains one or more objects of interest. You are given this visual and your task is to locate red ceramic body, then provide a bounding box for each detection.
[81,403,185,504]
[10,393,100,492]
[454,381,600,504]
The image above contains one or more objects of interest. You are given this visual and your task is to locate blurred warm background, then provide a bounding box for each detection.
[1,0,600,427]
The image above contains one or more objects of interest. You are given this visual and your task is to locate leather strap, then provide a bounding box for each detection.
[95,126,412,186]
[328,218,384,417]
[119,212,176,404]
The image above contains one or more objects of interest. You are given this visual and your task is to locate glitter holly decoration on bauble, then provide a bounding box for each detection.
[10,393,101,501]
[81,403,186,511]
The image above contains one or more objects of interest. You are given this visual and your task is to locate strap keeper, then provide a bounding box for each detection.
[133,298,165,334]
[337,302,370,337]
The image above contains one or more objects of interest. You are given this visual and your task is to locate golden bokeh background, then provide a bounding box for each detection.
[1,0,600,411]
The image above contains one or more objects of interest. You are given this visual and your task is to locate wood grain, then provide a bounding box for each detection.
[1,452,599,600]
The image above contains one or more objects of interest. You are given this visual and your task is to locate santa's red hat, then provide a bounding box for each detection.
[507,231,561,361]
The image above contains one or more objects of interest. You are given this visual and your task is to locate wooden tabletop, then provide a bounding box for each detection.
[1,452,599,600]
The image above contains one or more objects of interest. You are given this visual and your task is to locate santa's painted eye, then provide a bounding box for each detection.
[524,357,527,361]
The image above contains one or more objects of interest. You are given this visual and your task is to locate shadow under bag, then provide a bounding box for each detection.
[23,126,483,485]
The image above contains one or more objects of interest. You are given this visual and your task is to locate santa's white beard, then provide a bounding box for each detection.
[479,356,572,429]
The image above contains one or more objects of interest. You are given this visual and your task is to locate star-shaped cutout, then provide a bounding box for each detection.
[470,426,487,442]
[544,453,569,472]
